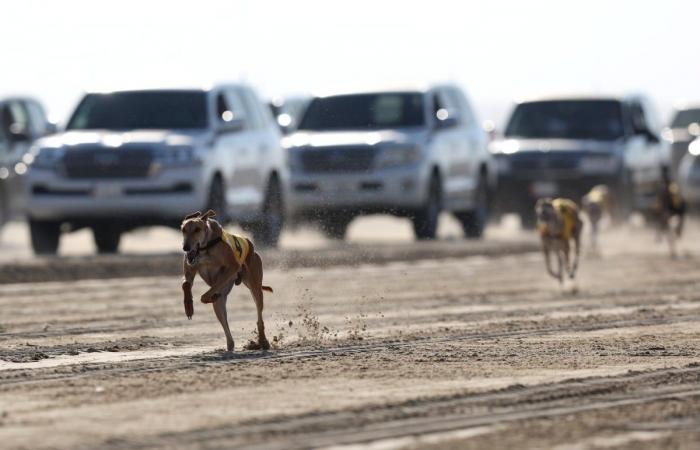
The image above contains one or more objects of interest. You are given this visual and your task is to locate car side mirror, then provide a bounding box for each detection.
[217,116,245,134]
[636,127,659,143]
[9,129,30,143]
[435,115,458,130]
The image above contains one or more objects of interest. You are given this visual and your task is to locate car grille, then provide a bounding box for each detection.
[299,146,376,173]
[510,152,581,171]
[63,147,154,179]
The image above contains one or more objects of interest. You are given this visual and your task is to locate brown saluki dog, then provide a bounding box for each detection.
[535,198,583,286]
[181,210,272,351]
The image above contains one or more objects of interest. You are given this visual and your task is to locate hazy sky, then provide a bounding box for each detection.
[2,0,698,125]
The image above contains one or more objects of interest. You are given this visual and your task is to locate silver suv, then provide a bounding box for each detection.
[285,86,494,239]
[25,86,287,254]
[1,97,54,228]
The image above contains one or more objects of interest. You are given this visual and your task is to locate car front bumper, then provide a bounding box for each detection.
[24,166,209,223]
[287,166,429,217]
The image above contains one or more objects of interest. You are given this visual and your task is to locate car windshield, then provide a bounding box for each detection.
[297,93,425,131]
[66,91,208,130]
[671,109,700,128]
[505,100,625,140]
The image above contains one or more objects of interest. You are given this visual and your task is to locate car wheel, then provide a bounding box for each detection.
[319,213,353,240]
[29,219,60,255]
[412,174,442,240]
[207,176,227,223]
[254,177,284,247]
[92,226,121,254]
[455,175,489,239]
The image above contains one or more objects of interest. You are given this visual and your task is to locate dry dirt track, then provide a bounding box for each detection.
[2,220,700,449]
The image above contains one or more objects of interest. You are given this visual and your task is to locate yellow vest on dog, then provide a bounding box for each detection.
[221,230,250,266]
[538,198,578,241]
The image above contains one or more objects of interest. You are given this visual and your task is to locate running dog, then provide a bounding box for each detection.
[181,210,273,351]
[535,198,583,285]
[581,185,610,252]
[654,168,686,258]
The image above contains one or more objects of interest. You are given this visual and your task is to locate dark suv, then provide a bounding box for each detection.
[491,95,666,226]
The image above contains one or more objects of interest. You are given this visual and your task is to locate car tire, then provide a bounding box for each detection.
[29,219,60,255]
[455,175,489,239]
[207,176,228,223]
[412,174,442,240]
[254,177,284,247]
[92,226,121,254]
[319,213,353,240]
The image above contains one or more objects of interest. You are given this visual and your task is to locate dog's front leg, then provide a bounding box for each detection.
[555,249,565,285]
[200,265,240,304]
[542,244,560,281]
[182,260,197,319]
[571,234,581,279]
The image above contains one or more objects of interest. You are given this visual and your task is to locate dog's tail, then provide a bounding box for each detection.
[262,285,274,293]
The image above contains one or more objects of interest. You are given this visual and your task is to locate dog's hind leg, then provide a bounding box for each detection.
[243,252,270,350]
[212,294,235,351]
[556,250,565,285]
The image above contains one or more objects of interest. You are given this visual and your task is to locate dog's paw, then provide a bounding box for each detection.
[184,298,194,319]
[243,339,270,351]
[200,293,220,304]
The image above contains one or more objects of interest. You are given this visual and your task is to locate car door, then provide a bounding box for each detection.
[627,101,663,202]
[211,89,255,216]
[238,87,271,209]
[433,88,469,210]
[449,87,484,209]
[0,101,32,216]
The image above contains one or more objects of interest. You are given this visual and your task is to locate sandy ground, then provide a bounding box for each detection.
[1,215,700,449]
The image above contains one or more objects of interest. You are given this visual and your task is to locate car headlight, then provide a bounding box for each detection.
[376,145,421,168]
[30,147,65,170]
[579,155,617,174]
[155,146,200,167]
[689,139,700,156]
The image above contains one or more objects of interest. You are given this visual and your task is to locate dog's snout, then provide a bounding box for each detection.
[183,244,191,252]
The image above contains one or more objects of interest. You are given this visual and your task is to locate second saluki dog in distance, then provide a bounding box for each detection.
[536,198,583,286]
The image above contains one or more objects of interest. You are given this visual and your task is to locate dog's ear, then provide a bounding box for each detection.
[201,209,217,221]
[184,211,202,221]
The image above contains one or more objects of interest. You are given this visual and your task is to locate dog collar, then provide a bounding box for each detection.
[200,236,222,252]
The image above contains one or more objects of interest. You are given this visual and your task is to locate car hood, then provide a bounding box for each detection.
[489,138,619,155]
[283,129,427,148]
[34,130,207,150]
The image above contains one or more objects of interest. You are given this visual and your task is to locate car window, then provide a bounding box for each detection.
[505,100,625,140]
[26,101,48,136]
[5,101,29,135]
[629,102,648,133]
[671,109,700,129]
[432,91,449,120]
[221,90,250,129]
[298,92,425,131]
[67,91,208,130]
[239,89,265,130]
[449,88,476,126]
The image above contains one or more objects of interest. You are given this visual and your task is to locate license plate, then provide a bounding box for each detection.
[93,183,121,198]
[531,181,557,197]
[330,181,353,193]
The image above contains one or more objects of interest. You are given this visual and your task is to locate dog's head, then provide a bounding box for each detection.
[180,210,216,264]
[535,198,559,228]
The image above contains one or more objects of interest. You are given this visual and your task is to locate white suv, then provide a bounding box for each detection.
[25,85,287,254]
[285,86,494,239]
